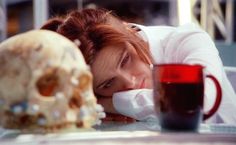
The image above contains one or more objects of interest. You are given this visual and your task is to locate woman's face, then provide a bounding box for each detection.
[91,42,153,97]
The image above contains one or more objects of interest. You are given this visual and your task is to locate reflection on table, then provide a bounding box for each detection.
[0,121,236,145]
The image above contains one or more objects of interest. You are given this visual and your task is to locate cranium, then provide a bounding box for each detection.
[0,30,105,132]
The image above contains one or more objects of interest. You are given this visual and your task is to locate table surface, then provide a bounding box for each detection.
[0,122,236,145]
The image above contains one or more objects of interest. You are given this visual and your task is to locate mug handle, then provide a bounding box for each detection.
[203,75,222,120]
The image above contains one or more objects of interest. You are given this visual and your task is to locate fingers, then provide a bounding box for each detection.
[97,97,118,114]
[102,113,136,123]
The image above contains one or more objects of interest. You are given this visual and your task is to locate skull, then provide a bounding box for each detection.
[0,30,105,132]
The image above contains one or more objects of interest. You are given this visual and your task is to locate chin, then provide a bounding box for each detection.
[145,80,153,89]
[139,79,152,89]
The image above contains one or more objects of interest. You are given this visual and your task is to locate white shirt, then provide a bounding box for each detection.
[113,23,236,124]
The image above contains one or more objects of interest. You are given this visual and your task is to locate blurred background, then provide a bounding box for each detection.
[0,0,235,66]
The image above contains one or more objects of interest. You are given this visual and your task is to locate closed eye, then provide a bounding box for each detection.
[102,78,115,89]
[120,53,130,67]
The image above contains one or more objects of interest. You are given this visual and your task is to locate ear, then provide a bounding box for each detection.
[124,22,141,33]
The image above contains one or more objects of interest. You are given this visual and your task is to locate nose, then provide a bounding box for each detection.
[119,74,136,91]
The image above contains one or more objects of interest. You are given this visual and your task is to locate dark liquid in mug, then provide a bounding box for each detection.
[155,82,204,131]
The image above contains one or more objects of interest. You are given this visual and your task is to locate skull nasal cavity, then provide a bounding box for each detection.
[69,97,81,109]
[36,73,59,96]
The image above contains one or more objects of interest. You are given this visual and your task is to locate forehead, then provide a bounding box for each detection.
[91,43,126,83]
[91,42,129,67]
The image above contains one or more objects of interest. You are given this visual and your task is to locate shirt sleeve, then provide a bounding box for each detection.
[112,89,158,121]
[161,23,224,112]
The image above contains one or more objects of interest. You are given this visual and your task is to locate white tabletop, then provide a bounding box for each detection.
[0,122,236,145]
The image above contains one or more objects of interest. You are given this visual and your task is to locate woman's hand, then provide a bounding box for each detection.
[97,97,136,122]
[102,113,136,122]
[97,97,117,113]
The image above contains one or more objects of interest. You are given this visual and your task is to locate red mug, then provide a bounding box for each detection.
[152,64,222,131]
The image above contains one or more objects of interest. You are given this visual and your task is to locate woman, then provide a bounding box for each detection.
[41,8,236,124]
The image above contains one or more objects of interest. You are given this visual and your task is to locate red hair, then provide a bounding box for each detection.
[41,8,153,65]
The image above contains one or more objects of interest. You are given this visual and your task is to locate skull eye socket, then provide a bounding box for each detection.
[36,70,59,97]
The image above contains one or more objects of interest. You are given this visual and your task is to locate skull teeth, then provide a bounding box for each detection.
[66,110,77,122]
[0,99,5,106]
[53,110,61,119]
[28,104,40,114]
[70,76,79,85]
[98,112,106,119]
[10,101,28,114]
[37,117,47,126]
[95,104,104,112]
[55,92,65,100]
[12,105,23,114]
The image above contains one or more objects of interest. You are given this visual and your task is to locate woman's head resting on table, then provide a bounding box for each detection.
[41,8,154,98]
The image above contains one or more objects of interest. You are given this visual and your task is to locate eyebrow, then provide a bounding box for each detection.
[96,48,126,89]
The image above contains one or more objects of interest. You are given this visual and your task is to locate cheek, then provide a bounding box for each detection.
[132,60,153,88]
[132,59,151,75]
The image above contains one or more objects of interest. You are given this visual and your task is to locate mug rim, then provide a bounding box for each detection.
[152,63,204,69]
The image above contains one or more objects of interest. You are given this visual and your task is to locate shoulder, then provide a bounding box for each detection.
[133,23,206,36]
[168,23,208,40]
[130,23,176,36]
[129,23,208,43]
